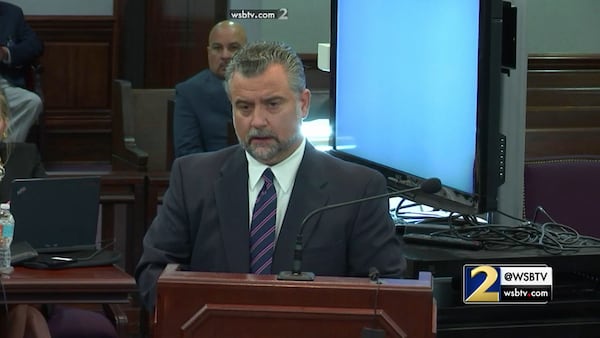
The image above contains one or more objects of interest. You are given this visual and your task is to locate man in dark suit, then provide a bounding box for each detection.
[173,20,247,157]
[136,41,405,309]
[0,1,43,143]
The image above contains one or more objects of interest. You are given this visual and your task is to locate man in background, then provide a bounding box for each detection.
[173,20,247,157]
[0,1,43,143]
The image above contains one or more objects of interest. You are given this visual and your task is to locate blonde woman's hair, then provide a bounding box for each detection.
[0,91,8,141]
[0,91,7,122]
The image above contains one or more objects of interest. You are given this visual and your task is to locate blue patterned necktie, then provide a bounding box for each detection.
[250,168,277,274]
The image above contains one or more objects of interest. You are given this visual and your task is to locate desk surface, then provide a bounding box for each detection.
[405,241,600,260]
[404,242,600,277]
[0,265,137,304]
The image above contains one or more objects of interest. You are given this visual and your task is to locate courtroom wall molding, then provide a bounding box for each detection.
[528,53,600,70]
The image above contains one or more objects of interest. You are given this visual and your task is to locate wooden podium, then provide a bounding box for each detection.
[155,264,435,338]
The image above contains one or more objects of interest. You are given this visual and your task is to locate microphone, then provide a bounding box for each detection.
[277,177,442,281]
[368,266,381,283]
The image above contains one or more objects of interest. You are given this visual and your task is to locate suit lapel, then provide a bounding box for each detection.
[214,147,251,272]
[272,144,330,272]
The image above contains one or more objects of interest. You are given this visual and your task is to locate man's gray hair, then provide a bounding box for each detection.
[224,41,306,95]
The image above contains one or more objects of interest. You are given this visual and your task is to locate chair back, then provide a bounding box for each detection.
[524,156,600,238]
[130,87,174,171]
[111,79,175,172]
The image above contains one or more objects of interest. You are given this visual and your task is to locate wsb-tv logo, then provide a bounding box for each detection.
[463,264,553,304]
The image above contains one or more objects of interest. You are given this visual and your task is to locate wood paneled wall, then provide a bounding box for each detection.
[30,16,118,166]
[144,0,226,88]
[525,54,600,159]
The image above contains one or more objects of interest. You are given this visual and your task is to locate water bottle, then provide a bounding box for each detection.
[0,203,15,274]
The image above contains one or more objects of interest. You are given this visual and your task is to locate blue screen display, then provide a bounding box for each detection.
[335,0,480,194]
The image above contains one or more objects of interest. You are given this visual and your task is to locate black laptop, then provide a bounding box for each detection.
[10,176,101,253]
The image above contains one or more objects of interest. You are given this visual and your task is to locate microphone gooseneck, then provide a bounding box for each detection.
[277,178,442,281]
[360,267,385,338]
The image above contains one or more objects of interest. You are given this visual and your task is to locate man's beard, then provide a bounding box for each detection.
[242,127,302,164]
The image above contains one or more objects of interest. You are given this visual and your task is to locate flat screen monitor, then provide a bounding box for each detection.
[329,0,505,215]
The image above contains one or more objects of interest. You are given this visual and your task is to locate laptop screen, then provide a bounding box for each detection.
[10,176,101,253]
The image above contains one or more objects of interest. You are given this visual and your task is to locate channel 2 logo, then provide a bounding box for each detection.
[463,264,553,304]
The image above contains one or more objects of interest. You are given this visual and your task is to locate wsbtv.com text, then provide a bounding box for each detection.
[229,9,288,20]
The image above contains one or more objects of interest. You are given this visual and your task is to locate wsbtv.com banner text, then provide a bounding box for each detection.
[463,264,552,304]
